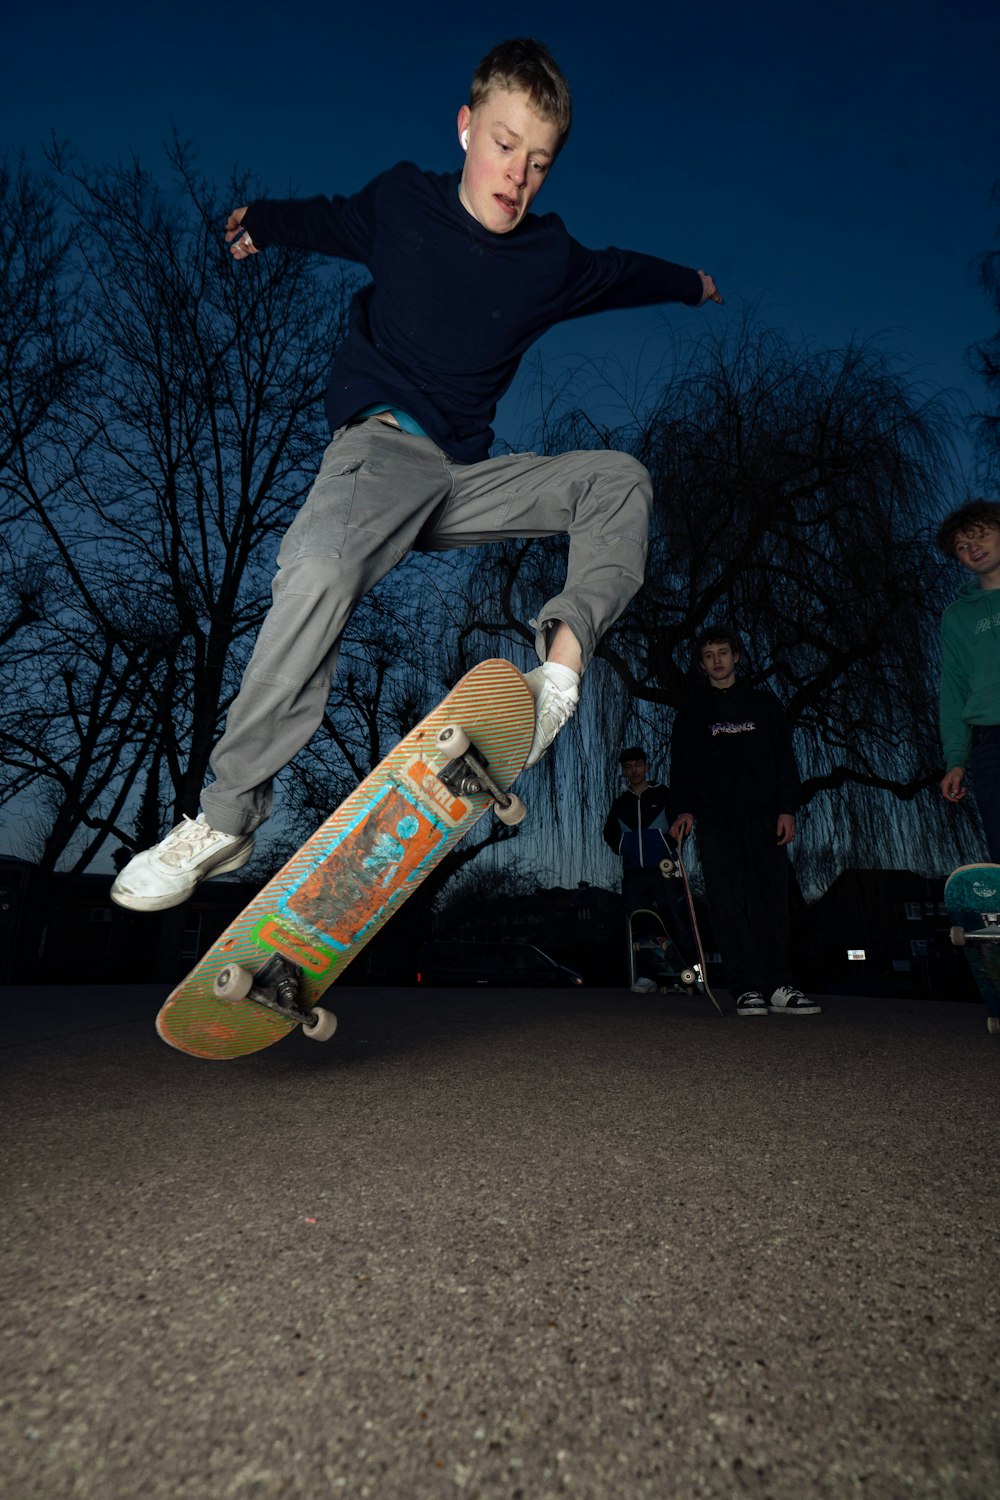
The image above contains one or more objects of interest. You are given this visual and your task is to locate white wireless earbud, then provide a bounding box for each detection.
[461,129,470,151]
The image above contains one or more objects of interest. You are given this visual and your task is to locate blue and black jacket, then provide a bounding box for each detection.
[602,783,678,872]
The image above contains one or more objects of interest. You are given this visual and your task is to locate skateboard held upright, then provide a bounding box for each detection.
[944,862,1000,1034]
[658,835,725,1016]
[156,660,535,1059]
[626,906,699,992]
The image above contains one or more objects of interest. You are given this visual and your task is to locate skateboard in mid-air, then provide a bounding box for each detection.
[156,660,535,1059]
[658,834,725,1016]
[944,862,1000,1034]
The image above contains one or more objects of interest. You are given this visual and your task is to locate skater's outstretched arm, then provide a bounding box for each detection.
[225,206,257,259]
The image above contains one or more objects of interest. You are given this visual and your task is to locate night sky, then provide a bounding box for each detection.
[3,0,999,883]
[4,0,998,470]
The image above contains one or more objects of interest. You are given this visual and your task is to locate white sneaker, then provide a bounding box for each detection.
[111,815,254,912]
[768,985,821,1015]
[524,663,580,767]
[631,976,658,994]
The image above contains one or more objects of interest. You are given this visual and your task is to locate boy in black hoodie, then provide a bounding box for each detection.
[669,629,819,1017]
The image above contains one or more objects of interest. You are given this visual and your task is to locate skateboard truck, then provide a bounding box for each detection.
[212,954,338,1042]
[951,909,1000,945]
[434,725,527,826]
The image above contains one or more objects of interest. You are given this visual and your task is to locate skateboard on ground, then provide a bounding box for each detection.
[626,906,699,992]
[156,660,535,1059]
[944,862,1000,1035]
[659,836,725,1016]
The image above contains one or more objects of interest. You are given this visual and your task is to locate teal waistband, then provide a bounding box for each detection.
[354,403,428,438]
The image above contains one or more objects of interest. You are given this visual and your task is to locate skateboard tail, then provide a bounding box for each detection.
[156,989,294,1057]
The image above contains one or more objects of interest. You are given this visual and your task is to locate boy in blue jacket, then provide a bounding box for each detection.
[603,747,694,992]
[113,36,722,912]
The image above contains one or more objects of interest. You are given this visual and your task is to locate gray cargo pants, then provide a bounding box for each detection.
[202,418,652,835]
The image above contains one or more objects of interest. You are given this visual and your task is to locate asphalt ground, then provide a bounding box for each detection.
[1,982,997,1500]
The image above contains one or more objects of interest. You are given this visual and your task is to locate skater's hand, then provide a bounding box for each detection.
[940,767,967,802]
[670,813,694,841]
[776,813,796,847]
[697,270,724,305]
[226,207,257,260]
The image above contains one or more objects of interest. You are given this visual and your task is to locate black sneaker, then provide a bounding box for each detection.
[769,985,821,1015]
[736,991,767,1017]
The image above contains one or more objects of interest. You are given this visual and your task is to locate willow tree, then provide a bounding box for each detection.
[453,317,971,891]
[970,179,1000,487]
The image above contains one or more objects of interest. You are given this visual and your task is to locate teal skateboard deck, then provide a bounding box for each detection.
[944,862,1000,1034]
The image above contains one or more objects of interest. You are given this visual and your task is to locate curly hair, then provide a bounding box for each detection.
[935,498,1000,557]
[695,626,744,660]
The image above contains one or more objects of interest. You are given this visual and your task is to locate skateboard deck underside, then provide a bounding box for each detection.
[156,660,534,1058]
[944,863,1000,1019]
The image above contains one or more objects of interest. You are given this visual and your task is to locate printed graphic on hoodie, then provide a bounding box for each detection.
[711,720,758,737]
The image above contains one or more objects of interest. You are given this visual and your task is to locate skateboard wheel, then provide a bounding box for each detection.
[302,1006,337,1042]
[495,792,527,826]
[436,724,470,757]
[214,964,254,1000]
[988,1016,1000,1035]
[680,967,698,986]
[950,925,967,948]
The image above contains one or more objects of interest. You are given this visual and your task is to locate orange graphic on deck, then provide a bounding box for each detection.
[404,758,469,822]
[281,785,446,948]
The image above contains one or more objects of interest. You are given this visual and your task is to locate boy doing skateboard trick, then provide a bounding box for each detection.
[936,499,1000,862]
[112,37,722,914]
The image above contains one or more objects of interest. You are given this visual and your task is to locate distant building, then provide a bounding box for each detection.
[808,868,974,1000]
[0,858,255,986]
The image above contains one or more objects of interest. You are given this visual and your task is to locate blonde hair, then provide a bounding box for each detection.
[469,38,572,150]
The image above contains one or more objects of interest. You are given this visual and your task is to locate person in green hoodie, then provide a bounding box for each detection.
[937,498,1000,862]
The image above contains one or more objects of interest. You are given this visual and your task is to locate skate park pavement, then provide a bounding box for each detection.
[1,980,997,1500]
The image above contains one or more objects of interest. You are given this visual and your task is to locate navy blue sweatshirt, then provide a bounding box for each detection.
[241,162,704,464]
[670,682,802,818]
